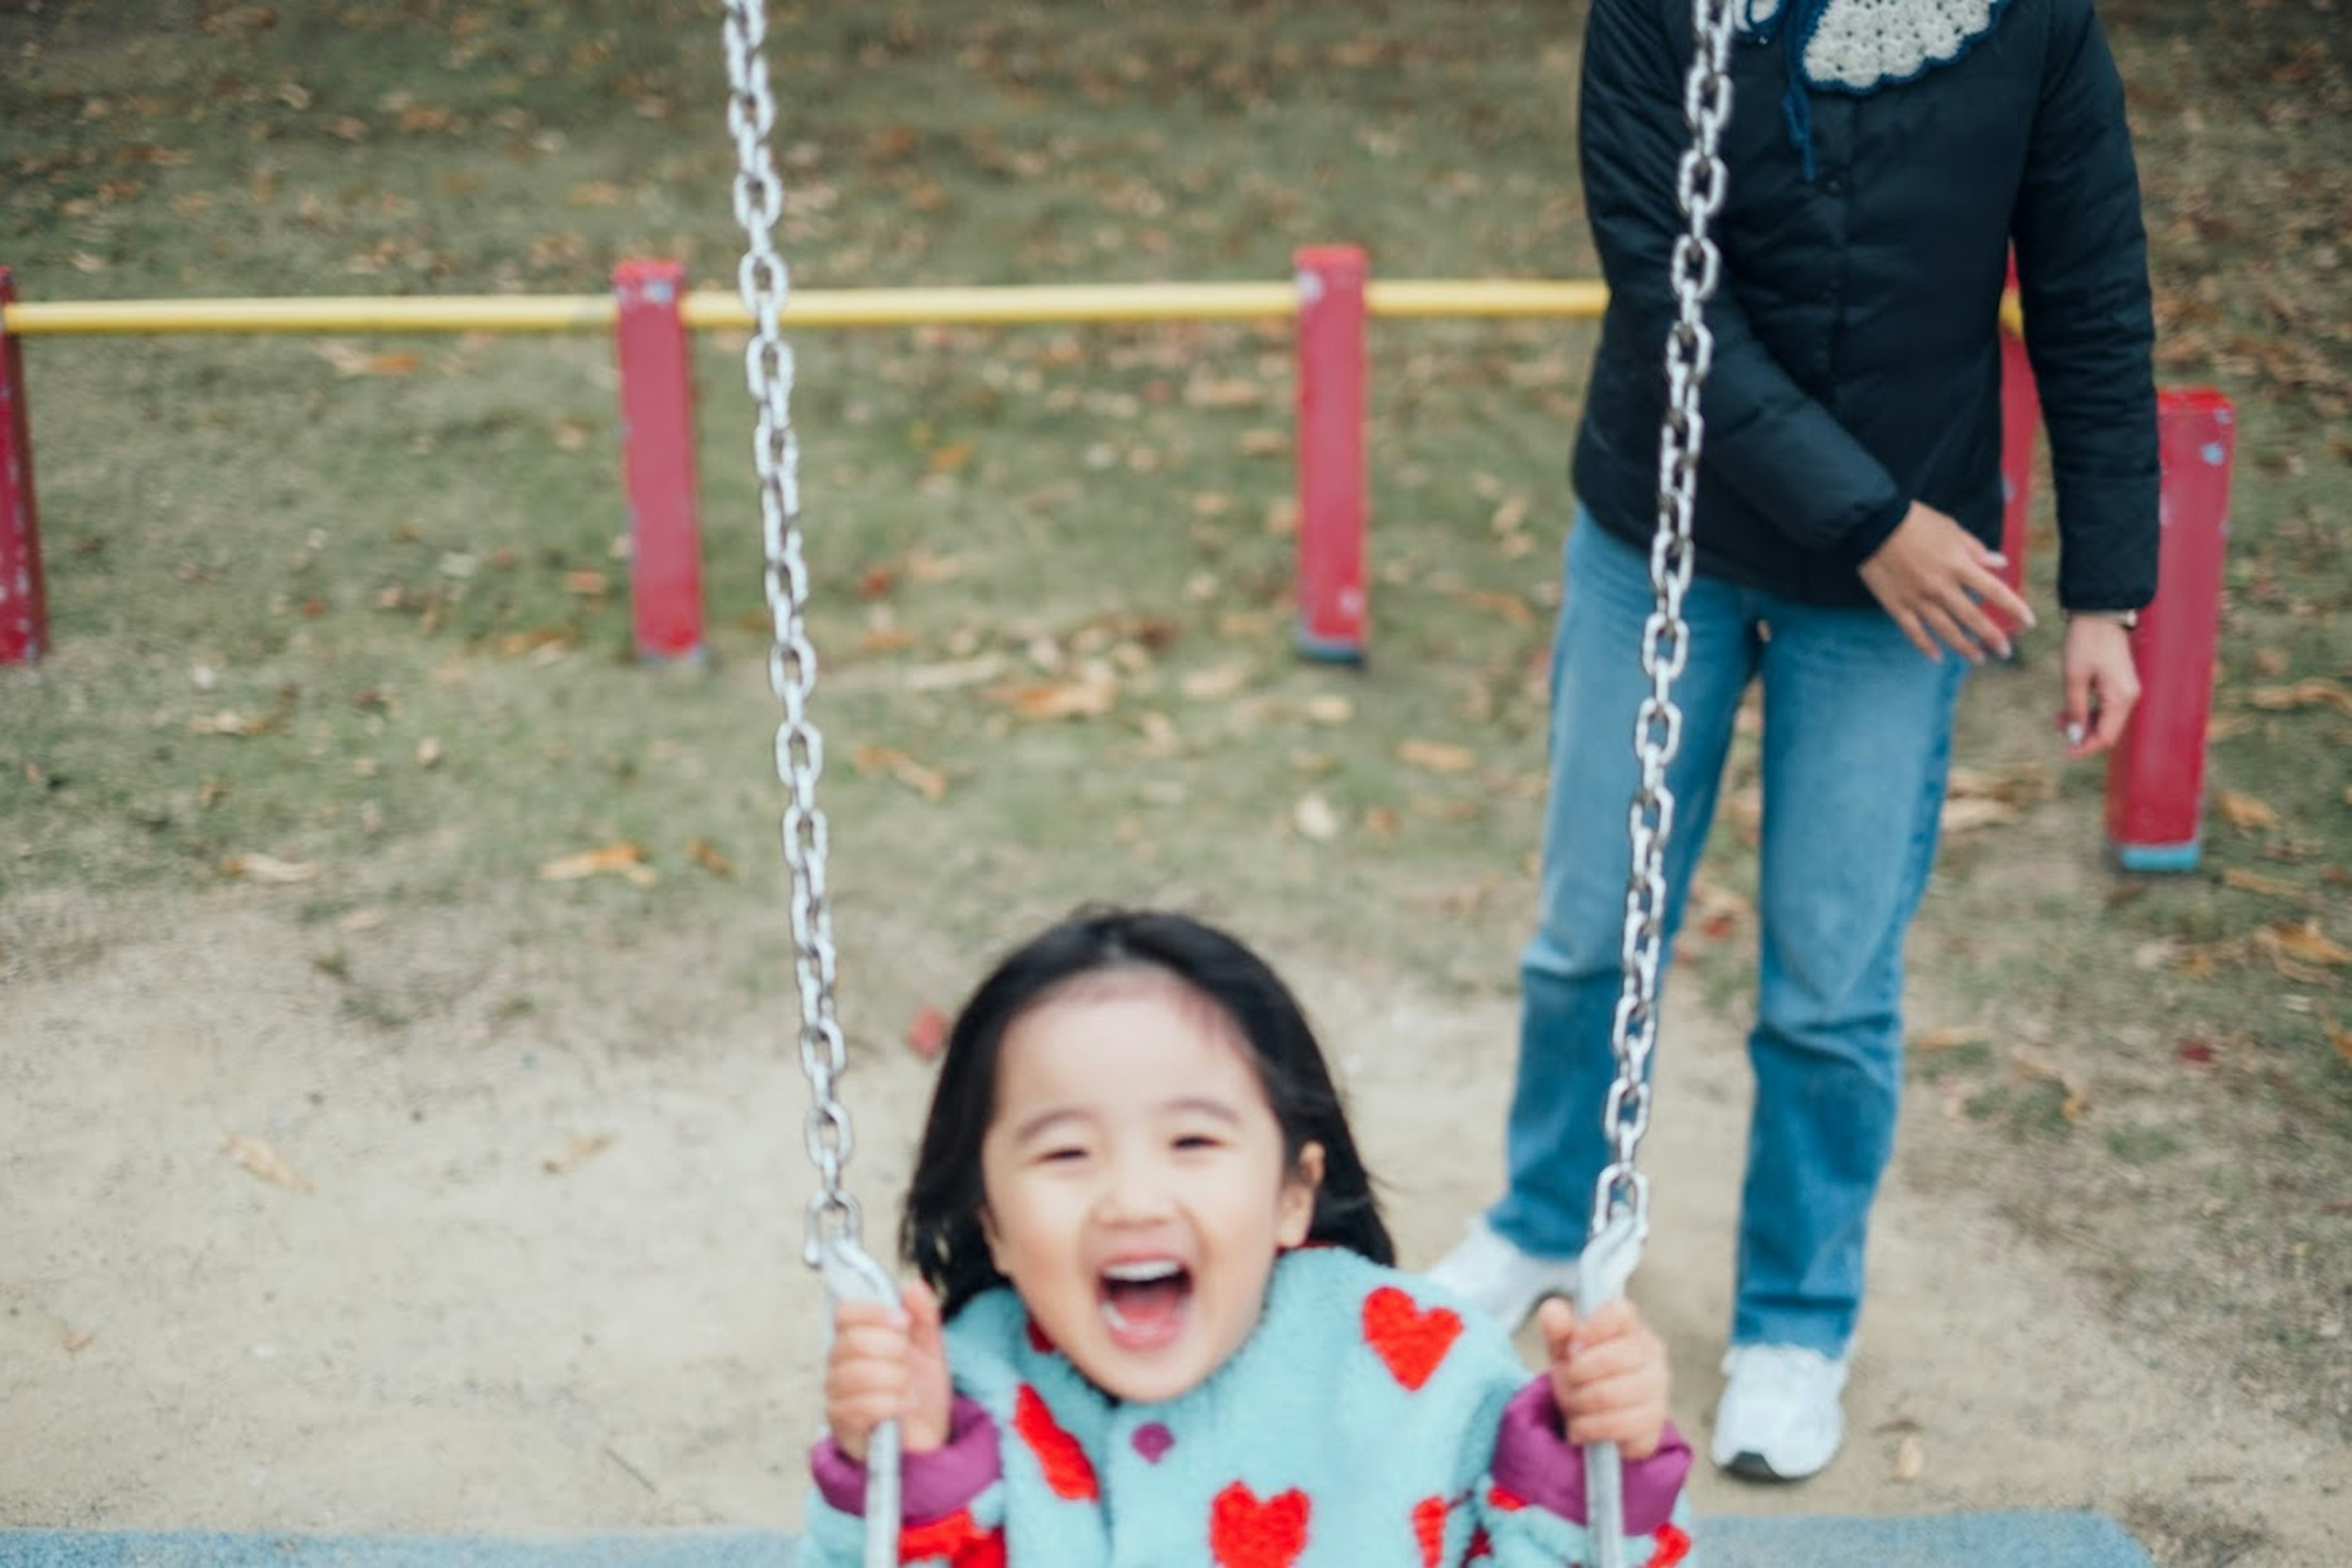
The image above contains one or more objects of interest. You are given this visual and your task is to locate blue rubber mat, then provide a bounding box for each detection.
[0,1513,2154,1566]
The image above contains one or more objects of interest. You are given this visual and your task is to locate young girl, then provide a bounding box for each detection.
[807,908,1694,1566]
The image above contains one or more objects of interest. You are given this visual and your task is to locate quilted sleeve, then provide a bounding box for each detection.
[801,1395,1007,1566]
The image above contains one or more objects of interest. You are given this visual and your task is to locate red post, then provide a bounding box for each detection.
[1995,315,2038,629]
[1293,245,1367,663]
[1,268,50,666]
[612,259,705,663]
[2106,388,2235,873]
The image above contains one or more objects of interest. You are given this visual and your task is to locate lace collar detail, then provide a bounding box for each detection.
[1741,0,2007,92]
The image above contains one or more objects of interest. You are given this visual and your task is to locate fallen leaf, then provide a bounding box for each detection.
[221,852,318,884]
[2010,1053,2088,1122]
[901,654,1006,692]
[2177,1039,2218,1068]
[538,842,647,881]
[1939,797,2018,834]
[224,1133,312,1193]
[686,839,736,878]
[416,737,443,769]
[1180,662,1250,701]
[189,710,270,736]
[852,744,949,801]
[1294,791,1341,842]
[999,677,1118,721]
[926,440,977,474]
[1894,1434,1926,1482]
[2215,790,2281,831]
[2266,921,2352,967]
[1237,429,1288,456]
[1304,694,1354,725]
[543,1132,613,1174]
[905,1005,950,1060]
[1183,375,1267,409]
[1911,1025,1988,1053]
[2326,1016,2352,1067]
[2246,679,2352,714]
[1397,739,1476,774]
[63,1327,98,1354]
[563,569,609,597]
[2221,867,2305,899]
[551,419,590,451]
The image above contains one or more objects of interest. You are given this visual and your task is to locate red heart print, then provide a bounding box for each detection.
[1012,1384,1098,1501]
[899,1507,1007,1568]
[1412,1495,1448,1567]
[1209,1482,1311,1568]
[1362,1285,1463,1392]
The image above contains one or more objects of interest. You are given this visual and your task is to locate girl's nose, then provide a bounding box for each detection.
[1096,1154,1174,1223]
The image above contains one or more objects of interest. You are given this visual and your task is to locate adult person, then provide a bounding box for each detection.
[1429,0,2158,1483]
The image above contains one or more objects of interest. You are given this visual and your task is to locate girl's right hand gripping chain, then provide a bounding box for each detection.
[825,1279,954,1463]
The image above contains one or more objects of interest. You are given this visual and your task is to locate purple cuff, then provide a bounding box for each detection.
[1490,1378,1694,1537]
[811,1395,1001,1525]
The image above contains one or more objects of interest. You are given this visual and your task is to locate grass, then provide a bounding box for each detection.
[3,0,2348,1463]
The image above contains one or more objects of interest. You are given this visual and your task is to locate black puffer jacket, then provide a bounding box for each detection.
[1572,0,2158,611]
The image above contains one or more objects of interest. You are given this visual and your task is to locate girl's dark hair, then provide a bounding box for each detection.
[902,907,1394,1314]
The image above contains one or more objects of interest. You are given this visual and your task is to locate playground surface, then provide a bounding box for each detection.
[3,3,2348,1565]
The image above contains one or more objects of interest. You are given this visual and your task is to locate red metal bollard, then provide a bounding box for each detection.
[2105,388,2235,872]
[612,259,706,663]
[1,268,49,666]
[1994,315,2038,634]
[1292,245,1367,663]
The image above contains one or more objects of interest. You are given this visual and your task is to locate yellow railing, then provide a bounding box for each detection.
[0,280,1614,337]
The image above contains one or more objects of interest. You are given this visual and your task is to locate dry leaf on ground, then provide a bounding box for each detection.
[1305,695,1354,725]
[2215,790,2281,831]
[997,677,1118,721]
[853,744,949,801]
[2010,1054,2089,1122]
[542,1133,613,1175]
[221,853,318,884]
[224,1133,312,1193]
[189,711,270,736]
[1396,739,1476,774]
[2222,867,2305,900]
[1180,663,1251,701]
[2245,679,2352,714]
[1912,1025,1989,1053]
[686,839,736,878]
[2264,920,2352,967]
[1940,797,2018,834]
[539,842,649,882]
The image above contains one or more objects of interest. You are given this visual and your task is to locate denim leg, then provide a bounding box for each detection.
[1732,603,1969,1354]
[1489,513,1758,1259]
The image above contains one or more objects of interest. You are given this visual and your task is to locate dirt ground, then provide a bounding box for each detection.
[4,882,2343,1564]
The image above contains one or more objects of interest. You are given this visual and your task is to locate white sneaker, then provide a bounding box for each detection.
[1710,1343,1850,1482]
[1423,1218,1581,1330]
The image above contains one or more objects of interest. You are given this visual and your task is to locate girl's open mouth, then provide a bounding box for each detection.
[1098,1259,1191,1350]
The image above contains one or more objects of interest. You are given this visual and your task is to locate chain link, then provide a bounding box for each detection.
[1592,0,1741,1243]
[720,0,864,1273]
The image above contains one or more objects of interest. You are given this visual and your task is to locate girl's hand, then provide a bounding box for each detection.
[823,1278,954,1463]
[1858,501,2035,664]
[2056,612,2141,758]
[1537,1298,1668,1461]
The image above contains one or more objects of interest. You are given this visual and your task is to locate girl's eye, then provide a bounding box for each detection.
[1173,1134,1223,1152]
[1040,1146,1088,1164]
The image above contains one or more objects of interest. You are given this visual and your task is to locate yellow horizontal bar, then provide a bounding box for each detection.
[2,281,2019,336]
[2,295,618,336]
[4,279,1611,337]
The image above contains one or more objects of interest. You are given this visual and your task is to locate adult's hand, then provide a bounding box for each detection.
[1858,502,2036,663]
[2057,613,2141,758]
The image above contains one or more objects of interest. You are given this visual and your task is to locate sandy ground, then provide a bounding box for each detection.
[2,888,2344,1562]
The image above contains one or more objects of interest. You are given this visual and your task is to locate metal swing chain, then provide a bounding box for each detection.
[720,6,900,1564]
[1582,1,1738,1563]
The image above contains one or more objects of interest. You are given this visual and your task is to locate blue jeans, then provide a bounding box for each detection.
[1489,513,1969,1356]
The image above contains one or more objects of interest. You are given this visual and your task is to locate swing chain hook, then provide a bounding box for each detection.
[720,0,859,1270]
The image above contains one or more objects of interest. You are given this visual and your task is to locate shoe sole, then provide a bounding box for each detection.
[1717,1449,1825,1483]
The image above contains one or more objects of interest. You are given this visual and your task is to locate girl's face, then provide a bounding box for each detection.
[978,970,1322,1404]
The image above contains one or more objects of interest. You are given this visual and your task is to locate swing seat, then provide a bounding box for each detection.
[0,1512,2156,1567]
